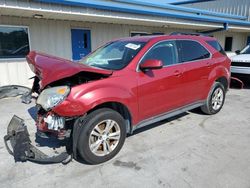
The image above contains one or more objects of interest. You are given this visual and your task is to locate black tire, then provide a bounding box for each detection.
[76,108,126,164]
[201,82,226,115]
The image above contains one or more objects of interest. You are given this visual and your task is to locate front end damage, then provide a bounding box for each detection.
[3,51,113,164]
[4,115,72,164]
[36,107,72,139]
[4,85,78,164]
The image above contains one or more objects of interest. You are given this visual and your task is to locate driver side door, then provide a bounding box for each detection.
[137,40,185,121]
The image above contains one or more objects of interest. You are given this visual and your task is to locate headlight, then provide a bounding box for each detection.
[37,86,70,110]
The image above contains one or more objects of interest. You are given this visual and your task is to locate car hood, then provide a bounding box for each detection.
[231,54,250,62]
[26,51,113,89]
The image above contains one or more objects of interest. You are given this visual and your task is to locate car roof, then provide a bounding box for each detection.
[117,34,216,43]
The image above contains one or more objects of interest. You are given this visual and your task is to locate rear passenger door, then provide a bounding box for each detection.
[176,40,211,105]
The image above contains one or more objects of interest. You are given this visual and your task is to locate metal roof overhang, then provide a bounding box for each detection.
[111,0,246,20]
[34,0,249,24]
[1,0,250,32]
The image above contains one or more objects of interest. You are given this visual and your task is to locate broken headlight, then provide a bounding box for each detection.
[37,86,70,111]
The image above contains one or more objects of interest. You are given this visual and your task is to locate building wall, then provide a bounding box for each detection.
[213,31,248,51]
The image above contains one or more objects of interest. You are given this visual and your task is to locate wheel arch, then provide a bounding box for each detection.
[87,101,133,134]
[208,64,230,91]
[215,76,229,90]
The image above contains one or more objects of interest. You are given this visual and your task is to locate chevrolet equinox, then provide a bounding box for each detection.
[5,33,231,164]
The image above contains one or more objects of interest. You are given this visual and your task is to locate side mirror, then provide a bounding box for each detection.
[139,59,163,70]
[235,50,241,55]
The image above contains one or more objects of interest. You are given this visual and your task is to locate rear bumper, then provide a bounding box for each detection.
[4,115,72,164]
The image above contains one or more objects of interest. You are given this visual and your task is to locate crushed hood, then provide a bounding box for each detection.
[26,51,113,89]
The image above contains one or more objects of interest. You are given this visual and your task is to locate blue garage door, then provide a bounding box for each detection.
[71,29,91,61]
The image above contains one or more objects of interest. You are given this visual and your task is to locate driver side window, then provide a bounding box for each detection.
[142,41,178,66]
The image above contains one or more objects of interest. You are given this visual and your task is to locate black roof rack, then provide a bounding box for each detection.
[170,32,212,37]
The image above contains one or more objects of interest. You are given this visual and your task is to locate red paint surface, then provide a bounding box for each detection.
[26,51,112,89]
[28,35,231,126]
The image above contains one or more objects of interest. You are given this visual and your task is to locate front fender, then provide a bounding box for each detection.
[52,83,138,122]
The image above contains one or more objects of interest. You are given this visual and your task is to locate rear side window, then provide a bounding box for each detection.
[176,40,210,63]
[206,40,226,55]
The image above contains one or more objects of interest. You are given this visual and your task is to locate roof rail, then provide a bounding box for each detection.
[170,32,212,37]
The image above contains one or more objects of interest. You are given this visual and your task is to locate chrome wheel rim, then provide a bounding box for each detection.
[89,119,121,157]
[211,87,224,111]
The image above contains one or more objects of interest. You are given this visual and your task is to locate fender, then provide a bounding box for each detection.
[53,81,138,124]
[209,64,230,83]
[205,63,230,98]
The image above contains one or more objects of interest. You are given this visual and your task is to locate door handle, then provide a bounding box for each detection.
[174,70,181,77]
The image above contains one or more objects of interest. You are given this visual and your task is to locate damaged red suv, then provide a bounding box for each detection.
[6,33,231,164]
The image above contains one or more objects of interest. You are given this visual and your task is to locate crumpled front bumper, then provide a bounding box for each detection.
[4,115,72,164]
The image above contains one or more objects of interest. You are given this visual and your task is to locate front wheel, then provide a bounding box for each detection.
[201,82,226,115]
[76,108,126,164]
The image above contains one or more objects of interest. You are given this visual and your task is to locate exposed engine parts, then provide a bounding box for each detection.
[44,114,65,131]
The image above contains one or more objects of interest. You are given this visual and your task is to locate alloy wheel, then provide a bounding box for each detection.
[89,119,121,156]
[211,87,224,110]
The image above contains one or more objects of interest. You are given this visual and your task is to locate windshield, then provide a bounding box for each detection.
[80,41,145,70]
[240,45,250,54]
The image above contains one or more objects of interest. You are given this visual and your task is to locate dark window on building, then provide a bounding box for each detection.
[176,40,210,63]
[224,37,233,51]
[131,32,150,37]
[206,40,226,55]
[142,41,178,66]
[152,32,164,35]
[246,36,250,45]
[131,32,164,37]
[0,26,30,59]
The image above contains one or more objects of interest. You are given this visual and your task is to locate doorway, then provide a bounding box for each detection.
[71,29,91,61]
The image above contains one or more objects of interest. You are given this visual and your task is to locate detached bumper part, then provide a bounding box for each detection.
[21,91,32,104]
[4,115,71,164]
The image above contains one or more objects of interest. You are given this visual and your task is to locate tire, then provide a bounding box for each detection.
[201,82,226,115]
[76,108,126,164]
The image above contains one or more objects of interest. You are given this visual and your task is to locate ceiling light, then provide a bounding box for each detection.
[33,14,43,19]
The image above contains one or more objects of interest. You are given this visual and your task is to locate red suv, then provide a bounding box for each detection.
[7,33,231,164]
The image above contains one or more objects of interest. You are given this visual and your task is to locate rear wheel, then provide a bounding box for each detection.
[76,108,126,164]
[201,82,225,115]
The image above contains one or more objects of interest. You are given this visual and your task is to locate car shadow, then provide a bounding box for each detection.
[27,106,67,148]
[35,132,68,148]
[189,107,205,115]
[244,80,250,89]
[130,112,190,136]
[230,75,250,89]
[27,106,37,121]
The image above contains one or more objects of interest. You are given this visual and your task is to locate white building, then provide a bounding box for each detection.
[0,0,249,87]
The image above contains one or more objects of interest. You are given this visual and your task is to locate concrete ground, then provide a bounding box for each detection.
[0,88,250,188]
